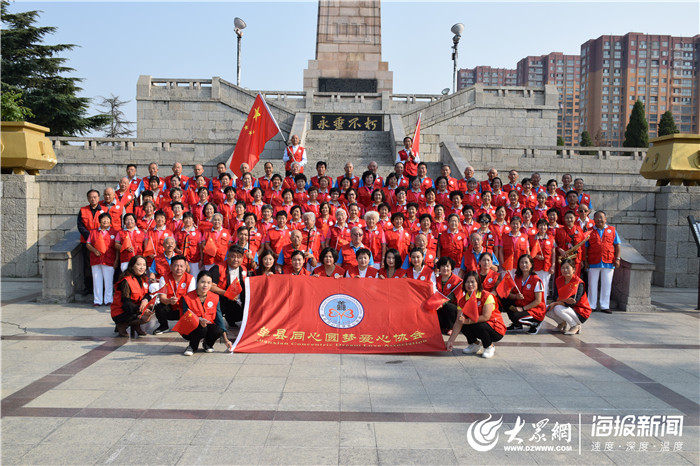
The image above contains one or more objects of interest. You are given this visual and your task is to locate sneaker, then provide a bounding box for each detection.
[527,322,541,334]
[203,344,214,353]
[153,325,169,335]
[462,342,482,354]
[183,346,194,356]
[481,345,496,359]
[506,324,523,333]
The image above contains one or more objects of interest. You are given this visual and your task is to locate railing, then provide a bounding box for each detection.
[150,78,212,89]
[49,137,236,150]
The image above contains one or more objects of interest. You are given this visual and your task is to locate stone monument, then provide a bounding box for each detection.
[303,0,393,94]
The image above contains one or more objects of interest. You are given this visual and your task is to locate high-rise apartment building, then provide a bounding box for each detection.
[457,66,517,89]
[517,53,581,146]
[580,33,700,147]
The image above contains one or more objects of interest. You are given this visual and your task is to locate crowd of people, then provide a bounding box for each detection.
[77,135,621,357]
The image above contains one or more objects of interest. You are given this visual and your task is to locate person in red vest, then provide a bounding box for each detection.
[584,211,620,314]
[284,249,312,275]
[435,256,463,335]
[210,245,248,328]
[344,248,379,278]
[152,255,196,334]
[396,136,419,180]
[179,270,231,355]
[149,236,178,281]
[283,134,307,176]
[116,177,136,214]
[115,213,146,272]
[99,187,123,231]
[86,213,118,306]
[445,271,506,359]
[546,259,591,335]
[502,254,546,334]
[403,247,436,284]
[313,247,346,278]
[78,189,104,293]
[111,255,154,337]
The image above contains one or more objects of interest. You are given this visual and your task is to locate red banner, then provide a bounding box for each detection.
[232,275,446,353]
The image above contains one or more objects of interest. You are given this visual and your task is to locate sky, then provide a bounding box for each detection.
[5,0,700,134]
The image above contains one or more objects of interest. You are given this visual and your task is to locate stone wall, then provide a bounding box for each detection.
[1,174,40,277]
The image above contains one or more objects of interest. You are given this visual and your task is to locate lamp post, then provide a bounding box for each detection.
[451,23,464,94]
[234,17,247,87]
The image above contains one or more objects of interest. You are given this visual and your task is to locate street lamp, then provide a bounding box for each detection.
[451,23,464,94]
[234,17,247,87]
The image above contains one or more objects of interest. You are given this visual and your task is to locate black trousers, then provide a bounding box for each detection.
[221,297,244,326]
[437,302,459,334]
[155,303,180,327]
[463,322,503,347]
[182,324,223,350]
[501,298,541,327]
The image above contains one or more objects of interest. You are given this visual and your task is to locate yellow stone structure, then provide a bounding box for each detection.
[640,133,700,186]
[1,121,57,175]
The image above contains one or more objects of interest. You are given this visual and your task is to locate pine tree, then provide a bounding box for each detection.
[657,111,679,137]
[97,95,135,139]
[0,0,109,135]
[623,100,649,148]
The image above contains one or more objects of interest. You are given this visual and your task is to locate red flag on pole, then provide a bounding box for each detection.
[119,231,133,253]
[172,310,200,335]
[142,237,155,257]
[228,94,281,178]
[496,272,517,299]
[461,292,480,322]
[411,113,421,157]
[530,238,541,259]
[202,235,217,257]
[224,278,242,301]
[93,231,108,255]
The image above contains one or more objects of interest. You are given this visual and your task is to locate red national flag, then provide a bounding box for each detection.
[94,231,108,255]
[224,278,242,301]
[530,239,541,258]
[120,232,133,253]
[202,235,217,257]
[232,276,445,354]
[496,272,517,299]
[461,292,480,322]
[411,113,421,157]
[142,237,155,257]
[172,310,200,336]
[421,290,448,313]
[228,94,281,177]
[561,280,579,300]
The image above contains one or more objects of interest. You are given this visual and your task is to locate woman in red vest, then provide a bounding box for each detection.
[502,254,546,334]
[477,253,500,293]
[111,255,154,337]
[546,259,591,335]
[86,213,119,306]
[403,248,436,284]
[180,270,231,356]
[378,248,404,279]
[445,271,506,359]
[313,247,345,278]
[435,256,463,335]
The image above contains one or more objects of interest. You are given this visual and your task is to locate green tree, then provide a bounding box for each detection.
[580,130,594,155]
[556,136,564,155]
[623,100,649,148]
[0,0,109,135]
[1,90,34,121]
[657,111,679,137]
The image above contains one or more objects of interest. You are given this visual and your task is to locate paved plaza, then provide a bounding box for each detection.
[1,278,698,465]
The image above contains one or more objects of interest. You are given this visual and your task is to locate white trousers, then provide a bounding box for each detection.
[188,262,200,280]
[92,264,114,305]
[547,305,582,328]
[535,270,551,305]
[588,267,614,310]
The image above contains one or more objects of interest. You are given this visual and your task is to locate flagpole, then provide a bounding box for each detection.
[258,93,288,147]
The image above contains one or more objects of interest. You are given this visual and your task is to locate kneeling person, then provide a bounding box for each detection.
[153,255,196,334]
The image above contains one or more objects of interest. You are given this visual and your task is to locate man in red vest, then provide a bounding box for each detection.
[283,134,307,176]
[584,211,620,314]
[153,255,196,334]
[396,136,419,180]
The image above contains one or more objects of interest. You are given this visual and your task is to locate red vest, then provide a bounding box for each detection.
[285,146,305,172]
[404,266,434,283]
[182,290,219,323]
[480,270,499,292]
[587,226,617,265]
[555,275,591,319]
[457,290,506,335]
[176,228,201,263]
[162,272,194,314]
[345,266,379,278]
[339,244,361,268]
[531,236,555,272]
[439,230,466,265]
[515,274,546,321]
[398,149,418,176]
[89,228,118,266]
[80,205,105,243]
[118,229,145,264]
[501,233,530,271]
[111,275,148,318]
[99,201,123,230]
[202,229,231,265]
[313,265,346,277]
[437,273,463,302]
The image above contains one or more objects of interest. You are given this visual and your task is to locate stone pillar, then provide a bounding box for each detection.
[303,0,393,93]
[1,174,40,277]
[654,186,700,287]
